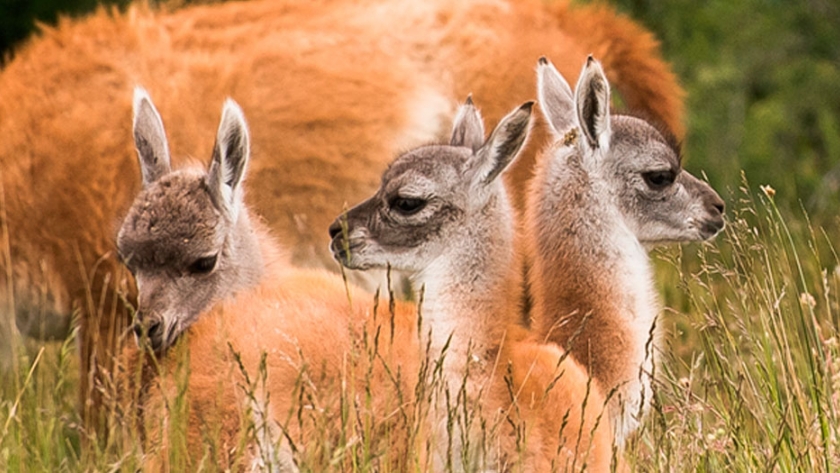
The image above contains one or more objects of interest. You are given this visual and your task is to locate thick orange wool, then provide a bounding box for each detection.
[0,0,683,429]
[130,265,422,470]
[128,263,611,470]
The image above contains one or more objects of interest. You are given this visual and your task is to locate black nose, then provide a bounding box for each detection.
[710,197,725,215]
[132,323,143,339]
[133,319,162,342]
[328,220,343,239]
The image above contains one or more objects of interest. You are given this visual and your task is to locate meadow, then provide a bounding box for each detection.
[1,177,838,471]
[2,0,839,471]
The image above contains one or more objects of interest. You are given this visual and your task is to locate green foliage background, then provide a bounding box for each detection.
[0,0,128,62]
[610,0,840,228]
[2,0,839,231]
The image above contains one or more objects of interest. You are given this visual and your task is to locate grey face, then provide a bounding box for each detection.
[607,116,725,243]
[118,171,228,351]
[329,146,471,271]
[118,88,253,352]
[538,56,725,246]
[329,99,533,274]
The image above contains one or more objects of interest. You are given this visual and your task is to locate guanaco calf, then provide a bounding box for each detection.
[524,57,725,445]
[331,98,613,471]
[120,89,425,470]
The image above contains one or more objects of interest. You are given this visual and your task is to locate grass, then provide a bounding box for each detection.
[629,176,840,471]
[1,177,839,471]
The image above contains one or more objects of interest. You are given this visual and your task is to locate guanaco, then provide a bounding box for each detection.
[524,56,724,445]
[330,97,613,471]
[120,89,426,470]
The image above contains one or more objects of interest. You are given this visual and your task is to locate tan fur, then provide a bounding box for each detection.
[483,310,614,471]
[0,0,684,430]
[329,100,613,470]
[500,325,614,472]
[125,222,610,470]
[524,58,724,445]
[130,258,423,470]
[138,282,614,470]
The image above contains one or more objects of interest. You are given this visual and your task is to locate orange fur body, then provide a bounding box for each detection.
[131,261,612,470]
[135,268,421,470]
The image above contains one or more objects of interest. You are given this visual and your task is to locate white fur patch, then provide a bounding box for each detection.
[392,85,454,150]
[607,219,661,447]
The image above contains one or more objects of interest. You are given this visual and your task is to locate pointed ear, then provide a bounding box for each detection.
[450,95,485,152]
[132,87,171,187]
[575,56,611,151]
[536,57,575,136]
[207,98,250,220]
[471,101,533,185]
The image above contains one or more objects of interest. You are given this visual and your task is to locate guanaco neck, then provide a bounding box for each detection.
[412,191,522,385]
[526,147,660,414]
[217,206,290,306]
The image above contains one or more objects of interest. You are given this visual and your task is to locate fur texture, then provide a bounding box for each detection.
[125,257,424,471]
[118,93,424,470]
[0,0,685,430]
[331,99,613,470]
[525,58,724,445]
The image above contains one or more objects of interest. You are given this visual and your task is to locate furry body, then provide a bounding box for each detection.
[0,0,684,429]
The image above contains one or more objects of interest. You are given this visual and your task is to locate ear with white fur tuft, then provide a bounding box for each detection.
[575,56,611,151]
[132,87,172,187]
[450,95,485,152]
[537,57,575,136]
[208,98,251,221]
[471,101,533,185]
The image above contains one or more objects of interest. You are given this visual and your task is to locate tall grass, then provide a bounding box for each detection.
[631,177,840,471]
[1,177,838,471]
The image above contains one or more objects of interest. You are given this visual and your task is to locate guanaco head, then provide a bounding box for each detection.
[117,88,261,352]
[537,56,725,243]
[328,98,532,274]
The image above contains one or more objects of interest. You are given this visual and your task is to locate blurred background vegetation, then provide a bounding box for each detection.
[610,0,840,231]
[0,0,130,61]
[1,0,839,229]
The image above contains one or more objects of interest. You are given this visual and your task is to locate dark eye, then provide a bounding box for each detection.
[188,254,218,275]
[390,197,427,215]
[642,170,676,190]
